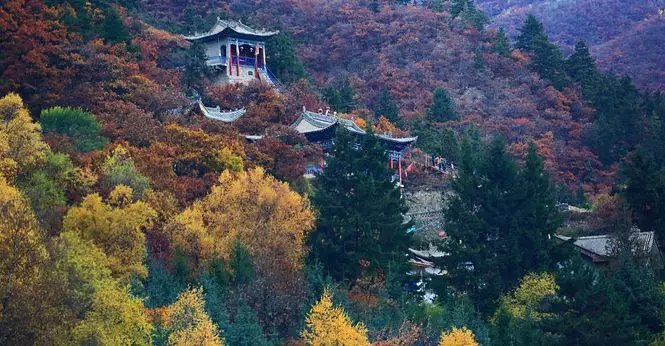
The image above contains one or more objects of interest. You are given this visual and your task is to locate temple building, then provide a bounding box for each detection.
[187,102,417,182]
[184,19,281,87]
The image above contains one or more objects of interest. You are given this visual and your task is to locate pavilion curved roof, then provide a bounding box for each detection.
[290,109,417,144]
[196,102,246,122]
[184,19,279,41]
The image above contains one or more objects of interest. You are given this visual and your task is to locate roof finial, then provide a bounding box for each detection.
[302,106,306,112]
[325,107,330,116]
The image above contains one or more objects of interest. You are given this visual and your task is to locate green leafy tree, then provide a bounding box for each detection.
[100,146,150,199]
[266,33,307,84]
[427,88,457,122]
[310,128,411,282]
[40,107,107,152]
[414,118,459,161]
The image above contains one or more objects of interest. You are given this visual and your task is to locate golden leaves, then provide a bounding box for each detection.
[63,185,156,282]
[165,287,224,346]
[168,167,314,275]
[438,327,479,346]
[301,288,370,346]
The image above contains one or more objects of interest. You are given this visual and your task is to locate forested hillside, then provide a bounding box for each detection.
[2,0,665,344]
[475,0,665,90]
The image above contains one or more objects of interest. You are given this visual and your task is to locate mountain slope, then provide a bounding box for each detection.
[475,0,665,90]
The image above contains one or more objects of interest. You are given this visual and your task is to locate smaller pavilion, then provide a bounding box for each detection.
[184,19,280,86]
[291,108,417,183]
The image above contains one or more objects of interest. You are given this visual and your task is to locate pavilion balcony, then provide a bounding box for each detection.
[206,56,266,68]
[205,56,228,66]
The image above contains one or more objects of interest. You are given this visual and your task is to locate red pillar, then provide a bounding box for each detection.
[390,156,394,169]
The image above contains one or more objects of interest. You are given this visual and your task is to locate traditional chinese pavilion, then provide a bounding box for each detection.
[184,19,281,87]
[291,108,417,182]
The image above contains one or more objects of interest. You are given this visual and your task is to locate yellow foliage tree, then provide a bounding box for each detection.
[301,288,370,346]
[56,231,152,345]
[165,287,224,346]
[438,327,479,346]
[0,177,61,343]
[168,167,314,274]
[0,93,48,179]
[62,185,156,281]
[494,272,558,321]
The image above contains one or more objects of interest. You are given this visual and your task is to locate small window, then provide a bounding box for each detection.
[248,71,253,76]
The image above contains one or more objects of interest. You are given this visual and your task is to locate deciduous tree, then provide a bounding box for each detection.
[62,185,156,281]
[301,288,370,345]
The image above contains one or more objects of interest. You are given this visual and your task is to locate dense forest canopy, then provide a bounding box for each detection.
[1,0,665,344]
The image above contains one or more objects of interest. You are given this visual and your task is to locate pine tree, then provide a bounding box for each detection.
[310,127,411,282]
[529,34,568,89]
[438,139,559,315]
[622,149,665,241]
[427,88,457,122]
[374,89,400,124]
[265,33,307,84]
[494,28,512,57]
[565,40,600,91]
[100,7,131,44]
[515,15,545,53]
[224,304,269,346]
[540,259,649,345]
[183,41,211,93]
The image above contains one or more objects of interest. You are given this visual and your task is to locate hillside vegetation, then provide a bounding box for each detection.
[2,0,665,345]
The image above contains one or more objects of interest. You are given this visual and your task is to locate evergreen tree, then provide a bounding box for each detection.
[493,28,512,57]
[310,128,411,282]
[437,139,559,315]
[427,88,457,122]
[99,7,131,44]
[323,78,356,113]
[565,40,600,91]
[515,15,545,53]
[529,33,568,89]
[413,118,459,161]
[230,239,255,285]
[621,149,665,241]
[473,47,484,70]
[266,33,307,84]
[143,257,186,308]
[540,259,650,345]
[183,41,211,93]
[515,15,567,88]
[589,74,642,163]
[374,89,400,124]
[224,304,270,346]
